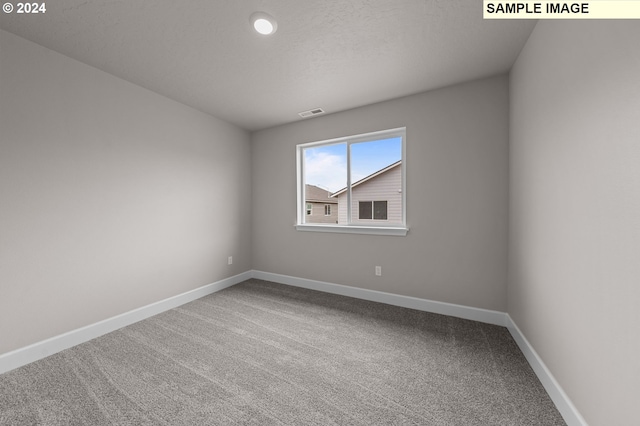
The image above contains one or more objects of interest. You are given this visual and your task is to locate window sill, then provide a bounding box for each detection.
[295,224,408,236]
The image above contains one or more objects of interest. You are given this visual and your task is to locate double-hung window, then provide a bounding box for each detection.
[296,127,407,236]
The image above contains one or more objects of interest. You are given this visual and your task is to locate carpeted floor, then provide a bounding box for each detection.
[0,279,566,425]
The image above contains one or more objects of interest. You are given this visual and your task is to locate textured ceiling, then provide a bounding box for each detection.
[0,1,536,131]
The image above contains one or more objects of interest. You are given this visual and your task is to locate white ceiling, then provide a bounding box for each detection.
[0,1,536,131]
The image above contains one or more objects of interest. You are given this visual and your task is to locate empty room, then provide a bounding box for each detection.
[1,1,638,425]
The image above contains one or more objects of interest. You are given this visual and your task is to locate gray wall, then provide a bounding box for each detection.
[252,75,509,311]
[509,21,640,426]
[0,30,252,355]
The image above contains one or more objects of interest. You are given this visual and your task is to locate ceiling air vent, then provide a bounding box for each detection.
[298,108,325,118]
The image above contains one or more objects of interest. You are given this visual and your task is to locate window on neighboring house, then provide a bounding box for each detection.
[296,127,407,236]
[306,203,312,215]
[358,201,387,220]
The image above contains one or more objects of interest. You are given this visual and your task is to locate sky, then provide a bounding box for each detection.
[304,137,402,193]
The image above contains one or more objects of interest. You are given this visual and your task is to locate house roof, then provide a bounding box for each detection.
[331,160,401,197]
[305,184,338,204]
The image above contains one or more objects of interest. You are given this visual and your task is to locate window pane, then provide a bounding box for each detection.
[303,143,345,224]
[350,137,402,184]
[303,143,347,194]
[350,137,402,224]
[359,201,372,219]
[373,201,388,220]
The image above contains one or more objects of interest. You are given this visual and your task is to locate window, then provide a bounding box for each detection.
[359,201,387,220]
[296,127,407,236]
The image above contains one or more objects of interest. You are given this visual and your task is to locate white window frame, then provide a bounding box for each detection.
[324,204,331,216]
[296,127,408,236]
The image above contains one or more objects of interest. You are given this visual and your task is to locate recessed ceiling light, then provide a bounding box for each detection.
[250,12,277,35]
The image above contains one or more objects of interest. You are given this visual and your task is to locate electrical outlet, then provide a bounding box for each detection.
[228,256,233,265]
[375,266,382,276]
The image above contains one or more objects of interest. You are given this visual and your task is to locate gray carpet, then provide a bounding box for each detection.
[0,279,566,425]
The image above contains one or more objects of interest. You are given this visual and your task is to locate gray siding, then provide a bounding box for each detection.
[337,165,402,225]
[306,201,338,224]
[305,184,338,224]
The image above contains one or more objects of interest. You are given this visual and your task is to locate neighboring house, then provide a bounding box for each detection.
[305,184,339,224]
[332,161,402,225]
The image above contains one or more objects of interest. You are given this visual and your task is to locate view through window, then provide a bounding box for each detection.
[297,127,406,234]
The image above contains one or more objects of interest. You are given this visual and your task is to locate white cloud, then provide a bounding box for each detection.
[304,150,347,193]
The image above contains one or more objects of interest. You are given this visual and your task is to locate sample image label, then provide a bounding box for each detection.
[483,1,640,18]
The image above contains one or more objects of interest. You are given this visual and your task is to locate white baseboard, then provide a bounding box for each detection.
[251,270,509,327]
[505,315,588,426]
[0,271,252,375]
